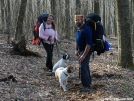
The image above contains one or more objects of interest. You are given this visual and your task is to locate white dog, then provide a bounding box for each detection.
[52,53,70,73]
[55,65,76,91]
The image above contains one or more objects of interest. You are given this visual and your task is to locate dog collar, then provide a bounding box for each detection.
[63,72,68,76]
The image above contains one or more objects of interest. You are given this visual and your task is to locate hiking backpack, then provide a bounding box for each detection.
[85,13,106,55]
[32,12,49,45]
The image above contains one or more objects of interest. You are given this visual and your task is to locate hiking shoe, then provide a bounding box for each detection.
[48,69,52,72]
[43,67,49,71]
[79,87,90,92]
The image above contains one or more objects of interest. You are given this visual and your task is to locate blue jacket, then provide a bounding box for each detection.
[76,24,93,51]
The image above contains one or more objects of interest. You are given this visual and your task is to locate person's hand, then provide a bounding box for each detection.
[48,36,52,41]
[75,51,82,60]
[78,54,86,63]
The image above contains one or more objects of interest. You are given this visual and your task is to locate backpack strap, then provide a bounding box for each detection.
[43,21,46,31]
[38,21,46,45]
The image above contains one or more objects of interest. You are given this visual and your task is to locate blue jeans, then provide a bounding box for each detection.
[79,47,93,87]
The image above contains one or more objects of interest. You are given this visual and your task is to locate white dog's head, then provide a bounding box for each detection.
[52,53,70,73]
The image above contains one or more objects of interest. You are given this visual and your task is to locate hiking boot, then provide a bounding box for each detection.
[43,67,49,71]
[79,87,90,92]
[48,69,52,72]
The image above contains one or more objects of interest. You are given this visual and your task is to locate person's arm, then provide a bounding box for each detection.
[83,44,91,57]
[79,44,90,62]
[39,23,49,40]
[79,26,92,62]
[75,43,79,56]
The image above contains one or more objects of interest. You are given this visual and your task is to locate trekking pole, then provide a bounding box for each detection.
[79,61,81,79]
[49,37,53,66]
[54,38,60,57]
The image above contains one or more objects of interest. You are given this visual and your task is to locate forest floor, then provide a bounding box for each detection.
[0,34,134,101]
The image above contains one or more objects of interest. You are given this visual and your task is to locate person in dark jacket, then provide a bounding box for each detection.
[74,15,93,92]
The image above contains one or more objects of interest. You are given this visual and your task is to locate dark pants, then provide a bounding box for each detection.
[42,42,53,70]
[79,47,93,88]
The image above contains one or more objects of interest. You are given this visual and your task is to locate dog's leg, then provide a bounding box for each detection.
[59,79,66,91]
[59,79,67,91]
[65,80,68,91]
[59,79,62,87]
[62,80,67,91]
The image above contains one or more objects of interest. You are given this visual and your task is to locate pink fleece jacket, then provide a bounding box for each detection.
[39,23,58,44]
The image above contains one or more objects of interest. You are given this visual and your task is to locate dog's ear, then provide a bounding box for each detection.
[62,54,66,59]
[67,65,73,73]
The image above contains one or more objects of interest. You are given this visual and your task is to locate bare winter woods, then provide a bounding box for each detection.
[0,0,134,68]
[0,0,118,39]
[0,0,134,100]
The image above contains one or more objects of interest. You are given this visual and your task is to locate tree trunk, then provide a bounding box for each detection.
[15,0,27,40]
[50,0,56,19]
[76,0,81,14]
[0,0,5,33]
[94,0,100,14]
[103,0,105,35]
[13,0,27,56]
[131,0,134,50]
[117,0,133,69]
[6,0,11,44]
[64,0,70,39]
[114,0,117,37]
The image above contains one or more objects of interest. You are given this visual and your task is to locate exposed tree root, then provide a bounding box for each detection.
[10,39,41,57]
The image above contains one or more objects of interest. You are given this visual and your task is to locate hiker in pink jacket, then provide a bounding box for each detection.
[39,14,58,72]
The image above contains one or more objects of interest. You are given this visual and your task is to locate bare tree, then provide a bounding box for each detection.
[6,0,11,44]
[64,0,70,39]
[130,0,134,49]
[117,0,133,69]
[11,0,39,56]
[0,0,5,33]
[76,0,81,14]
[15,0,27,40]
[94,0,100,14]
[50,0,56,19]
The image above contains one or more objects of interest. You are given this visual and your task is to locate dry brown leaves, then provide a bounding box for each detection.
[0,36,134,101]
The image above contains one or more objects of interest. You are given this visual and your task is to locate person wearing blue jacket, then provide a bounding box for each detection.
[74,15,94,92]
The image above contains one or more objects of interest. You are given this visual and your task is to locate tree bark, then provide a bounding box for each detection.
[64,0,70,39]
[117,0,133,69]
[76,0,81,14]
[15,0,27,40]
[6,0,11,44]
[131,0,134,50]
[0,0,5,33]
[50,0,56,19]
[94,0,100,14]
[13,0,27,56]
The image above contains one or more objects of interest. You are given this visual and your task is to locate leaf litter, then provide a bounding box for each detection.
[0,36,134,101]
